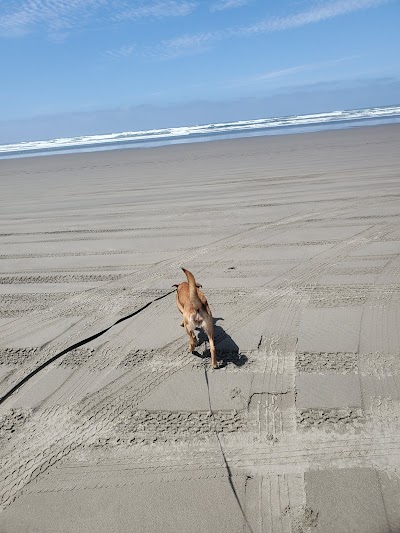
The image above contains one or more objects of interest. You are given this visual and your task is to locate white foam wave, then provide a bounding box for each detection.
[1,105,399,157]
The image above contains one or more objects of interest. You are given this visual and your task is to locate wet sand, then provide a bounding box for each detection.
[1,124,400,532]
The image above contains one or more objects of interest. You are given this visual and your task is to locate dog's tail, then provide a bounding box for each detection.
[182,268,203,310]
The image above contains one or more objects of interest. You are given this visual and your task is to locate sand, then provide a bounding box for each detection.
[1,124,400,532]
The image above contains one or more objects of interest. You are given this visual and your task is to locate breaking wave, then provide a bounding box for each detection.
[1,105,400,158]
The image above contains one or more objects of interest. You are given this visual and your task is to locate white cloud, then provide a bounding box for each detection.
[238,0,390,35]
[210,0,251,12]
[0,0,107,37]
[0,0,197,38]
[155,31,217,59]
[0,0,390,56]
[103,44,135,60]
[152,0,389,59]
[113,1,197,21]
[223,56,361,88]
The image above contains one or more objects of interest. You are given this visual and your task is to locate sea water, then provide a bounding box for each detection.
[1,104,399,159]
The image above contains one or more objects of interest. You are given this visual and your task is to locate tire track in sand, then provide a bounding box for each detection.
[0,198,395,509]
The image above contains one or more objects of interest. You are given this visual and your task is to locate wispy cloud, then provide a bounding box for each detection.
[210,0,251,12]
[103,44,135,60]
[0,0,390,53]
[0,0,197,38]
[153,0,389,59]
[155,31,216,59]
[113,1,197,21]
[224,56,361,88]
[238,0,390,35]
[0,0,107,37]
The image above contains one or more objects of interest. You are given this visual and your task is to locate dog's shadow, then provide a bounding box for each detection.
[194,318,248,369]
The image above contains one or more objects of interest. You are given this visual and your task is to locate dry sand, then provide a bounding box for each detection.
[1,124,400,532]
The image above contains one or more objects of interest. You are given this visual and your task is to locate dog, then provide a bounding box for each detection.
[174,268,218,369]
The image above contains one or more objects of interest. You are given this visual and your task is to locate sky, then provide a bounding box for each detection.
[1,0,399,142]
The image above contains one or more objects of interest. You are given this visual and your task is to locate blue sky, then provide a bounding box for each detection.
[1,0,399,142]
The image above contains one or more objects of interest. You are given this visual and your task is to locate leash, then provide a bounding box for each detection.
[0,288,177,406]
[2,285,254,529]
[202,362,254,533]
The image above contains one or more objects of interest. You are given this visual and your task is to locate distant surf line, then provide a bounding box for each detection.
[1,104,399,159]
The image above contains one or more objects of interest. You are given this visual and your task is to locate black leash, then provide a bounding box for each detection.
[203,365,255,533]
[2,286,254,529]
[0,288,177,406]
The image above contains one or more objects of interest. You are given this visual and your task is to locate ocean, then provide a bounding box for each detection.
[1,104,399,159]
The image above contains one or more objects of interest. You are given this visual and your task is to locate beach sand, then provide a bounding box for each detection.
[1,124,400,532]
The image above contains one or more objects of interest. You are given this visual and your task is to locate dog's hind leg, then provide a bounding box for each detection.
[209,335,217,369]
[203,317,218,369]
[184,320,197,352]
[188,329,197,352]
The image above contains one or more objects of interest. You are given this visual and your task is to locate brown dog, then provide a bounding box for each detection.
[175,268,218,369]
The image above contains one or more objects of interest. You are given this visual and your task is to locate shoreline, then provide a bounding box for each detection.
[1,115,399,161]
[1,122,399,170]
